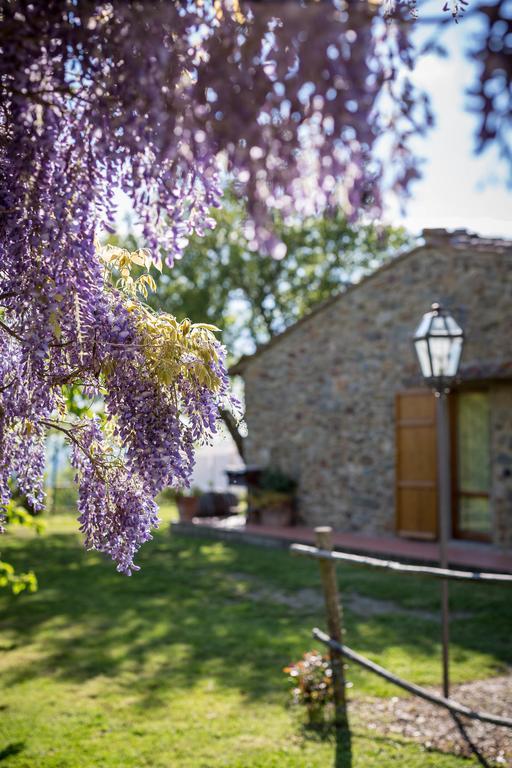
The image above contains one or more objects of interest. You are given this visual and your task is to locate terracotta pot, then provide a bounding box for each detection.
[177,496,199,522]
[259,501,294,527]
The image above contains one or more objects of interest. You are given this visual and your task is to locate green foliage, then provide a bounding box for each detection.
[61,384,99,419]
[137,196,412,358]
[0,560,37,595]
[100,243,224,392]
[0,500,42,594]
[259,469,297,495]
[5,500,45,535]
[131,307,223,391]
[99,242,161,300]
[251,469,298,508]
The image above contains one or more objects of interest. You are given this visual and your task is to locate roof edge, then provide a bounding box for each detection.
[229,229,512,377]
[229,242,424,375]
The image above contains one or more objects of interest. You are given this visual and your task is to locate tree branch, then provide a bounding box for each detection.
[219,407,245,462]
[0,318,24,343]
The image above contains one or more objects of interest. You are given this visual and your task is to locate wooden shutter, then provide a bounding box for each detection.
[395,391,438,540]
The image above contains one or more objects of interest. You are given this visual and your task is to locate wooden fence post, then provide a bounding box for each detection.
[315,526,349,732]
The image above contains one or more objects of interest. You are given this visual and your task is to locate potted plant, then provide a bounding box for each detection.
[284,650,334,726]
[176,486,202,522]
[250,468,296,527]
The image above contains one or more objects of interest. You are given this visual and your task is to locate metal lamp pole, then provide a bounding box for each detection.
[413,303,464,701]
[436,389,451,699]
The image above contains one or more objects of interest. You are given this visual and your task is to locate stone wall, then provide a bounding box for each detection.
[241,238,512,545]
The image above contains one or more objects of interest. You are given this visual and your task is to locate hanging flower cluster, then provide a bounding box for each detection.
[0,236,233,572]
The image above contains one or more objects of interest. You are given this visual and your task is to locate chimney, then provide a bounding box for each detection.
[422,228,470,247]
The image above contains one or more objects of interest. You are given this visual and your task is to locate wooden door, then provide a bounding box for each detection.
[396,391,438,540]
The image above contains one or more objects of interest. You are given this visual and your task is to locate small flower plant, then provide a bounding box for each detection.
[284,650,334,725]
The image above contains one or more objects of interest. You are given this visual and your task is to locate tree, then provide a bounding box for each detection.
[0,0,508,572]
[148,198,411,354]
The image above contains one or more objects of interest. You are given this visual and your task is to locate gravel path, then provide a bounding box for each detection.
[353,676,512,765]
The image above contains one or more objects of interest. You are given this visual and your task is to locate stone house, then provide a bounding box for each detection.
[231,230,512,549]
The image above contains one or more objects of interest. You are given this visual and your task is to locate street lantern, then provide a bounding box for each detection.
[412,302,465,701]
[413,303,464,392]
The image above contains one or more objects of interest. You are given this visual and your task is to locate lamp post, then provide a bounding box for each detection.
[413,303,464,699]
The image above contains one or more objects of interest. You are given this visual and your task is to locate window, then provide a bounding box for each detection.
[455,391,492,539]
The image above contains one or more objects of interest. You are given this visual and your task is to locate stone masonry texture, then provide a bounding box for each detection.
[239,233,512,547]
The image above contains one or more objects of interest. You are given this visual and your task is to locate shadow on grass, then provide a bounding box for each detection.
[335,725,352,768]
[1,525,510,711]
[297,720,352,767]
[0,742,25,761]
[299,721,474,768]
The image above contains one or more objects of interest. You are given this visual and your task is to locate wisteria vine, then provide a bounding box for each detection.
[0,0,507,572]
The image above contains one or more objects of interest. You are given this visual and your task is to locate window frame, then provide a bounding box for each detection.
[450,386,493,543]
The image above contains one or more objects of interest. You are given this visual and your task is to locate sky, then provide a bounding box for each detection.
[390,4,512,239]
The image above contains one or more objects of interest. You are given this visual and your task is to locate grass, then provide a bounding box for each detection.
[0,509,509,767]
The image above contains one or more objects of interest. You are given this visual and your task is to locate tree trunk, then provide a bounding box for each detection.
[219,407,245,462]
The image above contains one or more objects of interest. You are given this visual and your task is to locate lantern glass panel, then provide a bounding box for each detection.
[445,315,462,334]
[429,335,452,378]
[414,314,432,339]
[448,335,463,377]
[430,315,448,333]
[414,338,432,379]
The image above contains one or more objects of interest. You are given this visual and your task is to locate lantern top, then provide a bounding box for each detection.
[413,303,464,392]
[414,303,464,341]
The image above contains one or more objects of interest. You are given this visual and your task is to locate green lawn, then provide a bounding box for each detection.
[0,511,509,767]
